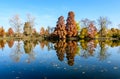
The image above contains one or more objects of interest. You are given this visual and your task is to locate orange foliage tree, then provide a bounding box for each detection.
[87,23,97,38]
[40,27,45,36]
[8,28,14,36]
[66,11,78,37]
[45,29,49,36]
[66,41,77,66]
[32,28,37,35]
[0,40,5,49]
[54,40,67,61]
[0,27,5,37]
[7,40,14,48]
[53,16,67,39]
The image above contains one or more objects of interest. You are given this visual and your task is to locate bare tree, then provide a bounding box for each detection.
[9,14,22,37]
[10,41,23,62]
[81,18,95,28]
[98,16,111,29]
[97,16,111,37]
[26,14,35,28]
[26,14,35,36]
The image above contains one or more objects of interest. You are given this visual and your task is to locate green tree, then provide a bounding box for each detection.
[80,27,88,38]
[76,21,80,35]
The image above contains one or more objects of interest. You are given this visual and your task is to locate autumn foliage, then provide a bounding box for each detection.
[54,40,67,61]
[53,16,67,39]
[0,40,5,49]
[0,11,119,40]
[54,40,79,66]
[23,22,32,36]
[66,11,78,37]
[66,41,77,66]
[32,28,37,35]
[87,23,97,38]
[8,28,14,36]
[7,39,14,48]
[24,40,33,53]
[0,27,5,37]
[52,11,78,39]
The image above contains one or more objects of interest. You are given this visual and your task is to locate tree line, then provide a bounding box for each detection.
[51,11,120,40]
[0,11,120,40]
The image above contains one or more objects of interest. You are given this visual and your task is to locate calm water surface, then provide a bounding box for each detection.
[0,40,120,79]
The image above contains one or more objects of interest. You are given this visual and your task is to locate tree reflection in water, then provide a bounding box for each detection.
[66,41,78,66]
[39,40,49,50]
[10,40,37,63]
[23,40,37,63]
[87,40,97,56]
[0,40,6,50]
[98,41,110,61]
[80,40,97,58]
[39,40,51,51]
[7,39,14,48]
[5,39,120,65]
[54,40,67,61]
[54,40,80,66]
[53,39,120,66]
[10,41,23,62]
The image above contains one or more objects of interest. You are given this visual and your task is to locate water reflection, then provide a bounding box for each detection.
[10,41,22,62]
[66,41,79,66]
[0,39,120,79]
[87,40,97,55]
[7,39,14,48]
[54,40,80,66]
[23,40,37,63]
[98,41,110,61]
[80,40,97,58]
[53,39,120,66]
[0,40,6,50]
[0,39,120,65]
[54,40,67,61]
[24,40,35,54]
[39,40,49,50]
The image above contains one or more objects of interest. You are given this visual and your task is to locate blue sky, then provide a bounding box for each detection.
[0,0,120,31]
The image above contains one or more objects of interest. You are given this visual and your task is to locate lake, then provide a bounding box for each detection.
[0,39,120,79]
